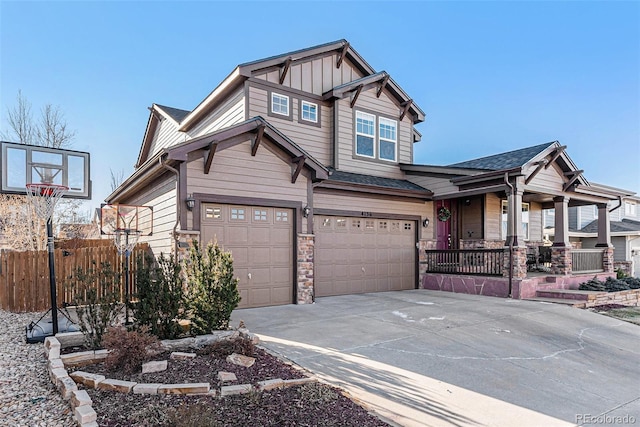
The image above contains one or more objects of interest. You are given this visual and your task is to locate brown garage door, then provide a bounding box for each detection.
[314,216,416,297]
[201,204,293,308]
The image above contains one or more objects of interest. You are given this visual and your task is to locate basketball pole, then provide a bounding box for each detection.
[46,218,59,335]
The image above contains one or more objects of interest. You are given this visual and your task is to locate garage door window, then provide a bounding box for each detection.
[379,221,388,230]
[275,210,289,222]
[253,209,267,221]
[365,220,375,230]
[336,219,347,228]
[352,219,361,228]
[404,222,412,230]
[205,207,222,219]
[231,208,245,220]
[323,218,332,227]
[391,222,400,231]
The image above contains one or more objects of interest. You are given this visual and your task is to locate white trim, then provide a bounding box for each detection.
[301,100,318,123]
[355,111,376,159]
[501,200,530,240]
[271,92,290,116]
[378,116,397,162]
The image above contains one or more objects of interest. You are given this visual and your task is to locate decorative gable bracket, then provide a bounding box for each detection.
[279,57,292,85]
[399,100,413,121]
[251,125,265,156]
[336,42,350,69]
[545,145,567,169]
[203,141,218,174]
[563,170,584,191]
[291,155,306,184]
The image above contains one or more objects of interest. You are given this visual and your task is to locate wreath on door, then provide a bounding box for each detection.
[437,206,451,222]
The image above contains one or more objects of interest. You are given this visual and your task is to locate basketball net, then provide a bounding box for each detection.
[25,183,68,221]
[114,229,142,256]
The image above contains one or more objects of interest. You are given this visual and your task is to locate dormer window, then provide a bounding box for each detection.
[271,93,289,116]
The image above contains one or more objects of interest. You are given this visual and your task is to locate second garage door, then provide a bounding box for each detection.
[314,215,416,297]
[201,204,294,309]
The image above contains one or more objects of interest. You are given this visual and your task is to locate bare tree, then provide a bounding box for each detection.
[2,90,36,144]
[110,168,126,192]
[1,92,85,250]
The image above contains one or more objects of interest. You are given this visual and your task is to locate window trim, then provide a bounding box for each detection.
[378,116,397,162]
[300,100,318,123]
[354,110,376,159]
[268,91,292,121]
[353,109,400,163]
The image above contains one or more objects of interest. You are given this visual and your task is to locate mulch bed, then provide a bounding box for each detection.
[67,346,390,427]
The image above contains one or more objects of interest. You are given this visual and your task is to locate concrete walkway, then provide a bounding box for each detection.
[232,290,640,427]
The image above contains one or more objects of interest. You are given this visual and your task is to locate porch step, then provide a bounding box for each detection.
[524,297,585,307]
[536,289,606,301]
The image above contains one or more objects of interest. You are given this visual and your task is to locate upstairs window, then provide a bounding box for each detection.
[379,117,397,162]
[301,100,317,123]
[355,111,375,158]
[271,93,289,116]
[625,202,637,217]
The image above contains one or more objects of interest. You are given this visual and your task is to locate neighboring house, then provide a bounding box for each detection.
[57,223,101,240]
[107,40,632,308]
[566,195,640,277]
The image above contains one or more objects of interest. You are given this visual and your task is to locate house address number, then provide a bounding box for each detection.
[361,211,373,217]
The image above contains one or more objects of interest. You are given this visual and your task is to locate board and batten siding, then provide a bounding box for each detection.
[314,190,432,239]
[335,94,412,180]
[124,175,177,256]
[247,86,332,166]
[187,87,245,138]
[186,140,310,232]
[148,118,186,159]
[257,54,364,96]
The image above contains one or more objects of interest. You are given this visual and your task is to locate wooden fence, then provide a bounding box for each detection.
[0,243,150,313]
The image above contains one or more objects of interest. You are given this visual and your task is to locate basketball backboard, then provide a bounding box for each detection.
[0,141,91,199]
[100,204,153,236]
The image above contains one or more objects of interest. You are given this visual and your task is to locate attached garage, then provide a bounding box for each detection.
[200,203,294,308]
[314,215,417,297]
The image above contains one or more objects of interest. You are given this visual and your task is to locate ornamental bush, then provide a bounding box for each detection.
[184,240,240,335]
[134,252,185,340]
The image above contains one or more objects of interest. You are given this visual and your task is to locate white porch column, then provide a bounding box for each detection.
[553,196,570,247]
[595,203,613,247]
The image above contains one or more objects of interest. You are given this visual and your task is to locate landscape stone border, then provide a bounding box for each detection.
[44,332,317,427]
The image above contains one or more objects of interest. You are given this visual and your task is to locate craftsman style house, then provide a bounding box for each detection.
[108,40,633,308]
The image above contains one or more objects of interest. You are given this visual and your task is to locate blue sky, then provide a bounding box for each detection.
[1,1,639,213]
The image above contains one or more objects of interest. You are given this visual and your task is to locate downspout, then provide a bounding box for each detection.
[609,196,623,213]
[160,156,181,256]
[504,173,513,298]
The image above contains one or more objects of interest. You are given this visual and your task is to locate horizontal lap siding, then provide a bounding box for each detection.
[528,202,543,241]
[188,88,245,138]
[260,55,363,96]
[124,175,177,256]
[406,176,458,197]
[335,95,409,180]
[187,141,308,203]
[528,164,564,193]
[248,86,332,166]
[149,119,184,158]
[485,193,502,240]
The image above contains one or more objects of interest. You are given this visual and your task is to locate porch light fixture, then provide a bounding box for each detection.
[303,205,311,218]
[185,194,195,211]
[422,218,430,228]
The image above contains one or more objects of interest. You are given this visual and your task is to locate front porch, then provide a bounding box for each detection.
[419,246,615,299]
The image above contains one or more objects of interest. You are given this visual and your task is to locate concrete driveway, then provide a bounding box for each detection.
[231,290,640,427]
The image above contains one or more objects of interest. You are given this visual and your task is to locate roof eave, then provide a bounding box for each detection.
[317,180,433,200]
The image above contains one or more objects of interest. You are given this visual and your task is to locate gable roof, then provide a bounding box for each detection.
[177,39,424,132]
[156,104,190,123]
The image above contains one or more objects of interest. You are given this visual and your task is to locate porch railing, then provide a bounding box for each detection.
[572,249,604,273]
[423,249,504,276]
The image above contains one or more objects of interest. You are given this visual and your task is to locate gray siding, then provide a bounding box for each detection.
[406,175,458,197]
[188,87,245,138]
[485,193,502,240]
[125,175,177,256]
[148,118,185,159]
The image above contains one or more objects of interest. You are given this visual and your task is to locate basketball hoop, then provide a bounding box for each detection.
[114,229,142,256]
[25,183,68,221]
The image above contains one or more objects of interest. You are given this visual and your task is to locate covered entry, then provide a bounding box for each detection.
[314,215,416,297]
[201,203,294,308]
